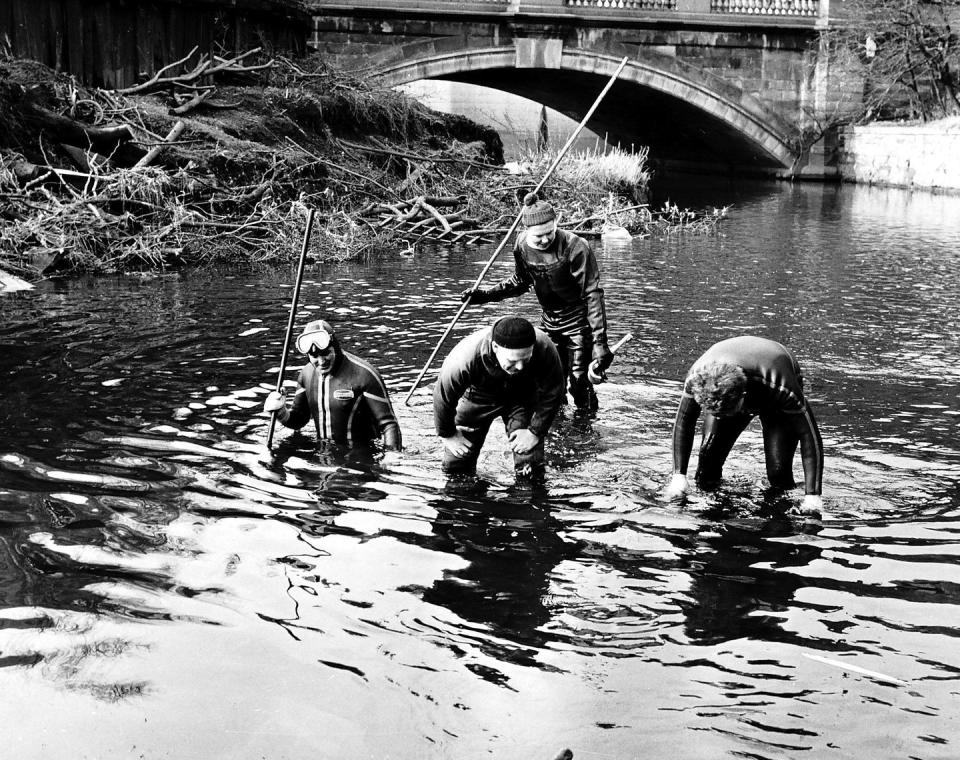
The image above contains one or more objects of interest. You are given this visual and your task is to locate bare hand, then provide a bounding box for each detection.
[442,432,472,458]
[508,429,540,454]
[263,390,286,413]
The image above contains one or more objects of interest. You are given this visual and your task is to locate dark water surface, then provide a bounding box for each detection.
[2,180,959,758]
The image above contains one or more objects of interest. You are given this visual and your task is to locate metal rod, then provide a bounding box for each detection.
[402,55,630,405]
[267,207,316,449]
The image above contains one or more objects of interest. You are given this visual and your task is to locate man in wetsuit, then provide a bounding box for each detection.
[434,316,564,482]
[664,336,824,513]
[460,192,612,411]
[263,319,402,451]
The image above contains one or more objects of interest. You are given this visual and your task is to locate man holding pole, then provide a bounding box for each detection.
[434,316,564,483]
[461,192,612,411]
[263,319,402,451]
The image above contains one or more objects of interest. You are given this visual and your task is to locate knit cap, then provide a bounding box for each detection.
[521,192,556,227]
[492,316,536,349]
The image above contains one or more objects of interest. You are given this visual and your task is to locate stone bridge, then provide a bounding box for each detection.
[309,0,844,176]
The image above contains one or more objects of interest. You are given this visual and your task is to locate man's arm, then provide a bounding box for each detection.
[664,393,701,498]
[794,403,824,496]
[461,245,531,304]
[671,394,701,477]
[567,239,610,362]
[527,341,565,437]
[271,369,312,429]
[360,367,403,451]
[433,351,474,437]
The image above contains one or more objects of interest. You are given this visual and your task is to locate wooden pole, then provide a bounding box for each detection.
[267,207,316,449]
[402,55,630,406]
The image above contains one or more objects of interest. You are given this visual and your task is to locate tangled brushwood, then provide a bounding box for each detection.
[0,52,725,280]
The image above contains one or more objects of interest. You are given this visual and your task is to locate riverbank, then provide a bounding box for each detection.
[839,117,960,193]
[1,54,698,283]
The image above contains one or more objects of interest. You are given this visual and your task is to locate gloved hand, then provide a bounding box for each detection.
[588,343,614,384]
[663,473,689,500]
[380,450,403,467]
[592,343,614,371]
[460,287,492,304]
[792,494,823,517]
[263,390,286,413]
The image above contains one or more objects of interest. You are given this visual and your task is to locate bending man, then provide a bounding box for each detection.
[461,192,612,410]
[665,336,824,513]
[263,319,402,451]
[434,316,564,482]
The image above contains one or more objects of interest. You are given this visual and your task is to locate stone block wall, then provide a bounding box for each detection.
[839,120,960,192]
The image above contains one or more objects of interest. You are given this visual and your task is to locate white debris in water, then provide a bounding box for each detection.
[238,327,268,337]
[49,492,89,505]
[101,378,125,386]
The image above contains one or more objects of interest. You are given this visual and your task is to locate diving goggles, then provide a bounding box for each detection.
[296,329,332,355]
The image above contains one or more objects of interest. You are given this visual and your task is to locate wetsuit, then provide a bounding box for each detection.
[434,326,564,477]
[671,336,823,495]
[275,350,402,450]
[470,228,609,408]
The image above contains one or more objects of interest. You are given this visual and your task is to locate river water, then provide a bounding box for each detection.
[2,179,959,759]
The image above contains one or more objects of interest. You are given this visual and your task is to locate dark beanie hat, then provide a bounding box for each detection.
[492,316,536,349]
[521,192,556,227]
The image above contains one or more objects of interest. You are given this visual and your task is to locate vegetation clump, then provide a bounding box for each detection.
[0,51,722,280]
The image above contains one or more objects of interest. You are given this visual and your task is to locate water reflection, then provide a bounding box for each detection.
[0,180,959,757]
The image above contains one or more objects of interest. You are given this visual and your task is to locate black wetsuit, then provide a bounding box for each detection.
[671,336,824,495]
[433,326,564,477]
[275,350,402,450]
[471,228,609,408]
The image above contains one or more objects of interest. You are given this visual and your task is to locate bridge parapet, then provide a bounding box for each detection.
[310,0,828,26]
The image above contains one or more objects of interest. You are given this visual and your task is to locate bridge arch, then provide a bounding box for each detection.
[373,42,798,171]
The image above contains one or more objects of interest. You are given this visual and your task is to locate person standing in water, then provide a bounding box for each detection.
[664,336,824,514]
[263,319,402,451]
[433,316,564,483]
[460,192,612,411]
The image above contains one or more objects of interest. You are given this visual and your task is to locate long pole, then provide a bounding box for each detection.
[403,55,630,406]
[267,207,316,449]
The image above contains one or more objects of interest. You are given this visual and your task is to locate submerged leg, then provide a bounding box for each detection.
[442,398,498,475]
[504,408,546,484]
[694,412,753,490]
[566,328,597,411]
[761,413,800,490]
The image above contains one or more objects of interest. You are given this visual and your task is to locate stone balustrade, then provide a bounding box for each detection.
[311,0,825,21]
[563,0,677,9]
[710,0,819,14]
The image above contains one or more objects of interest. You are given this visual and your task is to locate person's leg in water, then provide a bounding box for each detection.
[694,411,753,490]
[760,412,800,490]
[504,407,546,486]
[441,397,498,478]
[550,326,597,411]
[546,328,571,407]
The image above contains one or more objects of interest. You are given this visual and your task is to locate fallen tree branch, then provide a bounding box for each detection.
[133,120,186,168]
[170,89,214,115]
[115,46,200,94]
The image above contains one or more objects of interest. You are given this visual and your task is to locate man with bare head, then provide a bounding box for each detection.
[665,336,824,514]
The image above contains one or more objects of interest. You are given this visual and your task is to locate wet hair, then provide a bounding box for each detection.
[686,361,748,413]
